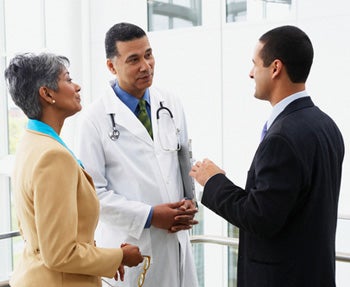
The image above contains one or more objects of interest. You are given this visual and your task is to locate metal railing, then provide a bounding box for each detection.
[0,231,20,240]
[190,234,350,263]
[0,232,349,287]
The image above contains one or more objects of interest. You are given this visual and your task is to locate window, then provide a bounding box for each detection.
[0,0,14,281]
[226,0,293,23]
[260,0,292,19]
[147,0,202,31]
[0,0,45,281]
[226,0,247,23]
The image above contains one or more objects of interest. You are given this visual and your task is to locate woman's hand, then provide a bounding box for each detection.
[121,243,143,267]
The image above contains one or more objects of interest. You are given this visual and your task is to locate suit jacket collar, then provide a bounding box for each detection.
[260,97,314,142]
[271,96,314,129]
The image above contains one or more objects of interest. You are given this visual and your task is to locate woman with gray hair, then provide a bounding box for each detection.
[5,52,143,287]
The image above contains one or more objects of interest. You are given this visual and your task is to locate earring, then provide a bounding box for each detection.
[52,100,56,104]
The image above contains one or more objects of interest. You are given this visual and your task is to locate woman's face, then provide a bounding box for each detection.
[50,68,82,117]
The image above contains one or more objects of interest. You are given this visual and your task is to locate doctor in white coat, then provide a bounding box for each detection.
[77,22,199,287]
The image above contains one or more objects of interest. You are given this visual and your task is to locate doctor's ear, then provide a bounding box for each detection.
[106,59,117,75]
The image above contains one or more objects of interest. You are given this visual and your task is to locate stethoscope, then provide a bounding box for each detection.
[108,101,178,144]
[108,113,120,140]
[156,101,173,120]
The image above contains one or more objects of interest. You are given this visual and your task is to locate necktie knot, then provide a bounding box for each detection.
[138,99,153,139]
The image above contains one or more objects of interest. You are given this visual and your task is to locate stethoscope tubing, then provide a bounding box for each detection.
[108,101,174,141]
[156,101,173,119]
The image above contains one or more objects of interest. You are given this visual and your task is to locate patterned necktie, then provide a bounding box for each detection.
[260,121,268,142]
[137,99,153,139]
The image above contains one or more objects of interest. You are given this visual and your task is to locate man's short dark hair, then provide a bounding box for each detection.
[105,22,147,59]
[259,25,314,83]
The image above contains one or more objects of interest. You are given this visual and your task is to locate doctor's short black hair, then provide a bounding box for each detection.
[105,22,147,59]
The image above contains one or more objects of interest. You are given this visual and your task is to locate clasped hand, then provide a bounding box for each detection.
[152,199,198,233]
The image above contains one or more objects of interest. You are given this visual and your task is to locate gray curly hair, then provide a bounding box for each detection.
[4,52,69,119]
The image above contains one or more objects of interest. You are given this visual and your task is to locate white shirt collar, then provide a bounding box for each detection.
[266,90,309,129]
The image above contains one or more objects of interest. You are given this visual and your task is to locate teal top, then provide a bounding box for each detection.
[27,119,84,168]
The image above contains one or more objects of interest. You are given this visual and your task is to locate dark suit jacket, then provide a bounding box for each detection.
[202,97,344,287]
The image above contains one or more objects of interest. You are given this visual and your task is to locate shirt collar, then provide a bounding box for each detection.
[112,81,150,113]
[267,90,309,129]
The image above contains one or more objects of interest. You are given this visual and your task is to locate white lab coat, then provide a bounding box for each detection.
[76,80,198,287]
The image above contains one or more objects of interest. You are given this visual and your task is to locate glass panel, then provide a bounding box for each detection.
[0,177,22,283]
[227,0,293,23]
[4,0,43,155]
[248,0,293,21]
[0,4,12,280]
[8,101,27,155]
[336,217,350,287]
[4,0,45,53]
[147,0,202,31]
[0,176,11,282]
[263,0,292,20]
[0,0,42,282]
[10,178,22,269]
[226,0,247,23]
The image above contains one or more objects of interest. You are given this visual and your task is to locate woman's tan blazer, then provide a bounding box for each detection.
[10,130,123,287]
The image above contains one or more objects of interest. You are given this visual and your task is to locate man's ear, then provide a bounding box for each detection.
[107,59,117,75]
[272,59,283,77]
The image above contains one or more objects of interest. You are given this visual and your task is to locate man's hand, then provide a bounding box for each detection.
[189,158,225,186]
[152,200,198,232]
[170,199,199,232]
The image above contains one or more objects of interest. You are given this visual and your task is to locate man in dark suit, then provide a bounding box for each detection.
[190,25,344,287]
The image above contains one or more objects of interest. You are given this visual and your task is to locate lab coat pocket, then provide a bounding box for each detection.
[156,109,180,152]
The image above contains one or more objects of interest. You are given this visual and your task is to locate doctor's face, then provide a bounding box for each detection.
[107,36,155,99]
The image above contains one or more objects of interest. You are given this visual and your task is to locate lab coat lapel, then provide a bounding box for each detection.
[102,84,154,146]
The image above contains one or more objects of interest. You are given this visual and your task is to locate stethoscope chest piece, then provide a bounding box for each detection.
[109,127,120,141]
[109,113,120,141]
